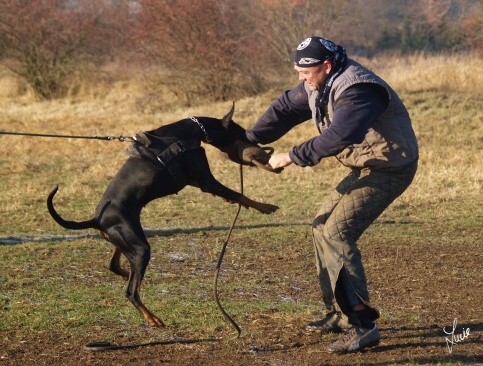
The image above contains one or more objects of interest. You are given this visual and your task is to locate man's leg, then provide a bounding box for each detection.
[324,161,418,352]
[307,170,360,332]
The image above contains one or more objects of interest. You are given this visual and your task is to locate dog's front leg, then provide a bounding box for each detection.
[186,150,278,214]
[189,180,240,205]
[187,182,248,206]
[228,192,279,214]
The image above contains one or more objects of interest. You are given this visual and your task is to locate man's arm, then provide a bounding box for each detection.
[289,83,389,167]
[246,82,312,145]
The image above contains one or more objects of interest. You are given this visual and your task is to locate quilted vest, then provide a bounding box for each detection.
[305,59,419,169]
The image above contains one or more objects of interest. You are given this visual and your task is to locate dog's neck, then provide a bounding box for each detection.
[188,116,211,142]
[148,119,207,142]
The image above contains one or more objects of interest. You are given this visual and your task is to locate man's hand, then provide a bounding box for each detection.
[268,152,293,170]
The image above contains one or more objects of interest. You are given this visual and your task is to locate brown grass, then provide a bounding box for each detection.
[1,53,482,366]
[0,53,482,234]
[360,51,483,94]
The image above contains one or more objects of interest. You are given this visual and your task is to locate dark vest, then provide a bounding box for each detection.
[305,59,419,169]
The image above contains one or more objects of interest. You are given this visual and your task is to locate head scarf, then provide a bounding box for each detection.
[294,37,348,128]
[294,36,346,68]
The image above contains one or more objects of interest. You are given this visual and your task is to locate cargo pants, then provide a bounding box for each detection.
[312,159,418,322]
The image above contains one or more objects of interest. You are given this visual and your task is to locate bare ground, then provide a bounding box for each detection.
[1,221,482,365]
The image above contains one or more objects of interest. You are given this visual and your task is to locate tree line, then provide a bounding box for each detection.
[0,0,480,102]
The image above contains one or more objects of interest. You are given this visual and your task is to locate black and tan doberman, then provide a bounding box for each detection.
[47,104,278,327]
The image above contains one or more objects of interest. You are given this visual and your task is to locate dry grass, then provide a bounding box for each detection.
[0,53,482,235]
[1,54,482,366]
[359,51,483,94]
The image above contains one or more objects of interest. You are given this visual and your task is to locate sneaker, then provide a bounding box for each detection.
[327,324,380,353]
[305,311,351,333]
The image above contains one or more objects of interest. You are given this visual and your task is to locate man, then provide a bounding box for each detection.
[245,36,418,353]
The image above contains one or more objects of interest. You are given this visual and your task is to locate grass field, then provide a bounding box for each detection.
[0,53,482,365]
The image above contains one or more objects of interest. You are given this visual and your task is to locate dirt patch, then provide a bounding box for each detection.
[1,322,480,365]
[1,223,482,365]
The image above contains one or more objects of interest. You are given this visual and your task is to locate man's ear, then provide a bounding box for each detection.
[323,60,333,75]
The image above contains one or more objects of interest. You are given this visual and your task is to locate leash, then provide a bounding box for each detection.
[213,164,243,339]
[0,131,133,142]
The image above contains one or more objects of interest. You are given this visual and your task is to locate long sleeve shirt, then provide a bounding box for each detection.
[246,82,389,167]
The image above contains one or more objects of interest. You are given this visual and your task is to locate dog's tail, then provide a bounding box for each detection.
[47,186,98,230]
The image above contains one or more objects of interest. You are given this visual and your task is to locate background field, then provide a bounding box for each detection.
[0,54,482,365]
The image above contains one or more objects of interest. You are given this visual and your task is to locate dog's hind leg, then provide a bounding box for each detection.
[100,230,130,280]
[108,247,130,280]
[105,225,165,327]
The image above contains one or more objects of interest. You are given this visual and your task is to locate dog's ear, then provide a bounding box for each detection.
[221,102,235,129]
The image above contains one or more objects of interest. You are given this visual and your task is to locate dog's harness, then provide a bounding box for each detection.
[126,131,201,186]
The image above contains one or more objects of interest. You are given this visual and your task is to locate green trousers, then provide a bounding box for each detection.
[312,160,418,321]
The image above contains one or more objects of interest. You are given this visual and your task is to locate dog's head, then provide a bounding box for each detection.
[196,103,282,173]
[191,103,247,159]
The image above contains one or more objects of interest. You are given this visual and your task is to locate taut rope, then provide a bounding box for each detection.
[0,131,133,142]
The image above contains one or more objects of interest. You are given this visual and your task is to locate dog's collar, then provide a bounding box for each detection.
[189,116,211,142]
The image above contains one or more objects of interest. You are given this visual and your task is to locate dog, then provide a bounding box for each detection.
[47,103,278,327]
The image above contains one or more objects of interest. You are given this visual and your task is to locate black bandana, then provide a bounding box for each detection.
[294,37,349,129]
[294,36,346,68]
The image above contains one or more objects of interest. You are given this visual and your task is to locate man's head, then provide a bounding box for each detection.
[294,62,332,91]
[293,36,339,91]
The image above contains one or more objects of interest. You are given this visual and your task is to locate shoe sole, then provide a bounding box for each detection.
[328,337,381,353]
[305,325,347,333]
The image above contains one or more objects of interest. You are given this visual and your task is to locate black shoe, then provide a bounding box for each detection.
[327,324,380,353]
[305,311,351,333]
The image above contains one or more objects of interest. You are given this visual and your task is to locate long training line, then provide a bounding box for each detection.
[0,130,132,141]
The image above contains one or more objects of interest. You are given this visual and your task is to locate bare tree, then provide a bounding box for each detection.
[0,0,129,99]
[459,0,483,53]
[130,0,267,105]
[1,0,480,103]
[371,0,482,53]
[246,0,345,74]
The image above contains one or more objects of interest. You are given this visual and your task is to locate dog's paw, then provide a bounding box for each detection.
[256,203,279,214]
[146,315,166,327]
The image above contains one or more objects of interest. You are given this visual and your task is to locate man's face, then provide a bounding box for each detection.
[294,61,332,91]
